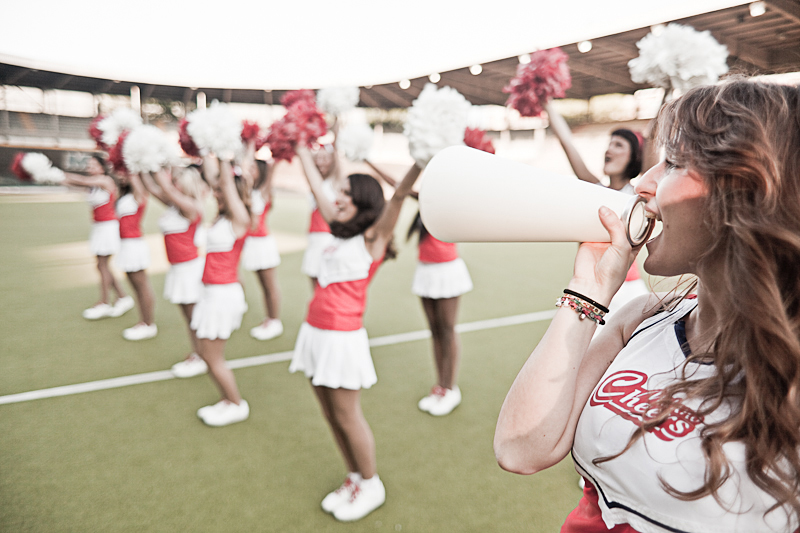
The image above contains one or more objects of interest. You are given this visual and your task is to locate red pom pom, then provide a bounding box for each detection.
[178,118,201,158]
[281,89,316,108]
[241,120,266,151]
[504,48,572,118]
[10,152,33,182]
[463,128,496,154]
[89,115,107,150]
[266,91,328,162]
[107,131,130,174]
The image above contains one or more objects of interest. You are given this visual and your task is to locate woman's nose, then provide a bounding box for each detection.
[634,161,662,199]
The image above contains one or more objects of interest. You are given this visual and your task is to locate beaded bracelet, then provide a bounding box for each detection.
[556,292,608,325]
[563,289,609,314]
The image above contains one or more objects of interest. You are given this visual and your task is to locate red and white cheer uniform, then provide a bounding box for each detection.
[242,189,281,271]
[567,298,798,533]
[115,193,149,272]
[290,234,382,390]
[411,233,473,299]
[87,187,120,256]
[158,205,204,304]
[300,179,335,278]
[190,217,248,340]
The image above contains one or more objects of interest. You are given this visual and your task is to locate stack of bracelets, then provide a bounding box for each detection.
[556,289,609,325]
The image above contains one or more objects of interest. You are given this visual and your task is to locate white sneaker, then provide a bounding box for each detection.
[578,477,586,490]
[110,296,135,317]
[198,399,249,427]
[122,323,158,341]
[321,473,361,513]
[333,475,385,522]
[171,353,208,378]
[250,319,284,340]
[82,303,114,320]
[427,386,461,416]
[418,385,446,413]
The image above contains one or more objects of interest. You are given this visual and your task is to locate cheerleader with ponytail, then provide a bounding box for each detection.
[291,144,421,522]
[190,156,251,427]
[139,167,207,376]
[58,155,135,320]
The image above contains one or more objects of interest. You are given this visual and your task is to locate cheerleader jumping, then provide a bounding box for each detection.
[191,157,251,427]
[140,167,207,377]
[115,172,157,340]
[291,144,421,521]
[60,155,134,320]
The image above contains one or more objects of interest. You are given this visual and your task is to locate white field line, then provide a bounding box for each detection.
[0,310,556,406]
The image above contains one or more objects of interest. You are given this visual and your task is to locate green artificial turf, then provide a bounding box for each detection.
[1,191,584,532]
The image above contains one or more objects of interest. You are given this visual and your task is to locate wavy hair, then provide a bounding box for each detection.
[604,80,800,519]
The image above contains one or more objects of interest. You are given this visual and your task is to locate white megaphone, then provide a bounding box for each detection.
[418,146,654,245]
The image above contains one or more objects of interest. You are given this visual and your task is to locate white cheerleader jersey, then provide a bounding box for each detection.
[316,234,372,289]
[158,206,190,235]
[251,189,267,216]
[573,298,797,533]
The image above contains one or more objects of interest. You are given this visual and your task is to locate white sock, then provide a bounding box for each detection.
[348,472,362,484]
[360,474,380,488]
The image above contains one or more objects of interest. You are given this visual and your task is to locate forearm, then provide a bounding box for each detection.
[297,146,338,222]
[545,102,600,184]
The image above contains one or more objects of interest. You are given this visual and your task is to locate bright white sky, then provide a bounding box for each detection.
[1,0,749,89]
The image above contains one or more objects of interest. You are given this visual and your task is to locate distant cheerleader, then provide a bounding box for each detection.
[59,155,134,321]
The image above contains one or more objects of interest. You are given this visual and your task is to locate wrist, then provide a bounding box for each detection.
[565,279,615,309]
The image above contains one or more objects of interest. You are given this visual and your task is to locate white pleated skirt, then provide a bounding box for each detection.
[116,237,150,272]
[242,235,281,271]
[191,283,248,340]
[163,256,205,304]
[301,232,334,278]
[412,258,473,299]
[90,220,121,257]
[289,322,377,390]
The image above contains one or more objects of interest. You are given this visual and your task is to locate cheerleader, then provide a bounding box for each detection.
[61,155,134,320]
[544,101,649,313]
[140,167,207,377]
[291,144,421,522]
[240,146,283,341]
[116,171,157,340]
[191,157,251,427]
[300,142,343,285]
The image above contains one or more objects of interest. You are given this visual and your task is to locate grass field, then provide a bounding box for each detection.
[0,189,587,532]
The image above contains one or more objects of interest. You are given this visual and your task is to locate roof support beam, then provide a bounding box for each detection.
[369,85,411,108]
[767,0,800,25]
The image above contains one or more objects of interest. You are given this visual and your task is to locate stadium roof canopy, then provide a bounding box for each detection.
[1,0,798,109]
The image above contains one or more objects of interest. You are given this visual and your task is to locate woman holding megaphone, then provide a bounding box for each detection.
[494,80,800,533]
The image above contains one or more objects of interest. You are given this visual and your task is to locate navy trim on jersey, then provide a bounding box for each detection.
[572,453,691,533]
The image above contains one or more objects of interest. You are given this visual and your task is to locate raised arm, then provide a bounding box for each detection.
[61,172,115,192]
[493,207,652,474]
[127,171,149,205]
[364,164,421,259]
[202,154,220,189]
[331,118,346,187]
[365,160,419,200]
[296,144,338,223]
[240,139,258,188]
[217,158,251,238]
[139,171,170,205]
[152,169,201,221]
[544,101,601,185]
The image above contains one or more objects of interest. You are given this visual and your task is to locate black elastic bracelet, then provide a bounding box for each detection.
[563,289,610,314]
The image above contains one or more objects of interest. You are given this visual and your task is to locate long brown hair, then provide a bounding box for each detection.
[607,80,800,519]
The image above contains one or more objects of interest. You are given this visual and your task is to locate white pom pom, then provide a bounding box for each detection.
[21,152,64,184]
[404,84,471,168]
[317,87,360,116]
[628,23,728,93]
[122,125,178,173]
[185,101,243,159]
[98,108,143,147]
[338,121,374,162]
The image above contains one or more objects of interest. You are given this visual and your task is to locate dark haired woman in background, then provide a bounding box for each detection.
[545,101,648,314]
